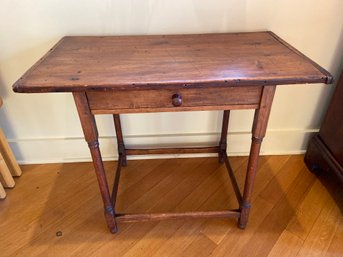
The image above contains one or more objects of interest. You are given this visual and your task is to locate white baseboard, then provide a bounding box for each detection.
[7,129,317,164]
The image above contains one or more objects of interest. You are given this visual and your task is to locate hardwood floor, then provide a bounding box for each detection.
[0,155,342,257]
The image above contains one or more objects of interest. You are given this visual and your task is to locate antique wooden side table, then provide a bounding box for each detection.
[13,32,332,233]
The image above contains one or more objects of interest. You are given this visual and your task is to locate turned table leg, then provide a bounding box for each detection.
[218,110,230,163]
[113,114,127,167]
[73,92,118,233]
[239,86,276,229]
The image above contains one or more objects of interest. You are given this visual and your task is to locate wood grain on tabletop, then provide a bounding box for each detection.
[13,32,332,93]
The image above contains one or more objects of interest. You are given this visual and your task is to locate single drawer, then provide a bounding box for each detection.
[87,86,263,114]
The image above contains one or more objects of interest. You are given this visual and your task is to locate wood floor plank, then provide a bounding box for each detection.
[30,159,168,257]
[200,219,235,245]
[0,155,342,257]
[8,180,112,255]
[123,158,206,213]
[6,160,164,257]
[202,156,280,244]
[107,159,210,257]
[97,159,217,256]
[112,158,166,195]
[267,231,304,257]
[113,157,245,257]
[72,221,158,257]
[175,156,265,213]
[267,177,335,257]
[296,182,342,257]
[150,219,205,257]
[122,220,187,257]
[150,157,248,257]
[236,166,315,257]
[116,158,178,211]
[0,164,74,256]
[76,158,219,257]
[296,205,340,257]
[201,155,286,245]
[251,155,290,202]
[210,158,313,257]
[324,218,343,257]
[181,233,218,257]
[286,179,332,241]
[259,155,306,206]
[149,158,222,212]
[209,197,274,257]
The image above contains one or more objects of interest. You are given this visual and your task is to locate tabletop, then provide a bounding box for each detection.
[13,31,332,93]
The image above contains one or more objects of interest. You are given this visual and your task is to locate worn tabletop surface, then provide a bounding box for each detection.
[13,31,332,93]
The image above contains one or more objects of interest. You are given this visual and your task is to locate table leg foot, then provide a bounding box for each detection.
[238,210,249,229]
[238,201,250,229]
[238,222,246,229]
[110,225,118,234]
[105,206,118,233]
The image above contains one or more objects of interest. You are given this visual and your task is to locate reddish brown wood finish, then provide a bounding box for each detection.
[12,32,333,234]
[239,86,276,228]
[87,86,262,114]
[223,151,242,204]
[73,92,117,233]
[218,110,230,163]
[125,147,219,155]
[13,32,332,93]
[111,155,123,207]
[115,210,240,223]
[113,114,127,166]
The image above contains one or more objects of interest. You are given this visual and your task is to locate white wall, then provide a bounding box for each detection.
[0,0,342,164]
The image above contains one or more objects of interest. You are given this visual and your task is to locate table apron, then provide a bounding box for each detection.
[87,86,263,114]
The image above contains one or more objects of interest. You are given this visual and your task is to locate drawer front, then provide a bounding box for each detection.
[87,86,263,114]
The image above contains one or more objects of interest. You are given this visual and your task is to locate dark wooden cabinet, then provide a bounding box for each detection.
[305,70,343,182]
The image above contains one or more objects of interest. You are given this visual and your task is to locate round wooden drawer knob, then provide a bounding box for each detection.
[172,94,182,107]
